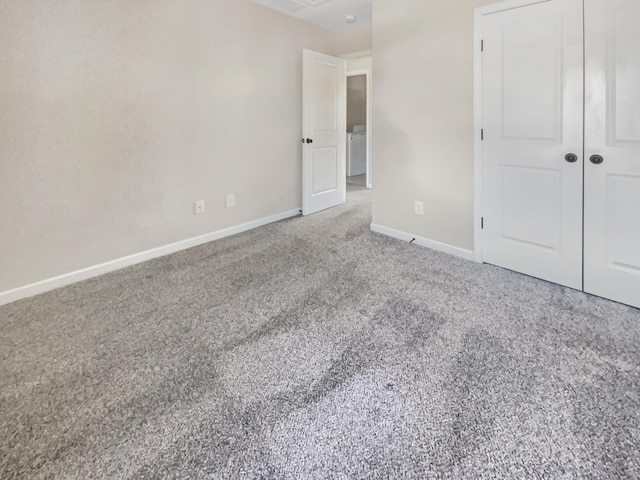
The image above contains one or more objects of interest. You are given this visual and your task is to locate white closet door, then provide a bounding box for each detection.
[481,0,584,289]
[584,0,640,309]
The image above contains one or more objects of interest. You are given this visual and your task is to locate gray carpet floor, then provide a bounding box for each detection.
[347,175,366,187]
[1,185,640,479]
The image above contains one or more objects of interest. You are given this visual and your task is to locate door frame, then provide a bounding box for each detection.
[345,58,372,189]
[473,0,555,263]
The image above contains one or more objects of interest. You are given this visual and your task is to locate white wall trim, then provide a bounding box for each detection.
[370,224,475,262]
[0,208,301,307]
[345,68,369,77]
[476,0,550,16]
[473,7,485,263]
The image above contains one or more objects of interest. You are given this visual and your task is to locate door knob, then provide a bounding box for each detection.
[590,154,604,165]
[565,153,578,163]
[306,138,313,144]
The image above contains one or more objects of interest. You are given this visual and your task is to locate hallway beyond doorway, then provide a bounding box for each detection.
[347,174,366,187]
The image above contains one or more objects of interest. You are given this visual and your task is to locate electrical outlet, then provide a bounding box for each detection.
[226,194,235,209]
[194,200,205,215]
[414,200,424,216]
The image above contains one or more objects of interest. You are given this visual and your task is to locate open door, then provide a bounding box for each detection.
[302,49,346,216]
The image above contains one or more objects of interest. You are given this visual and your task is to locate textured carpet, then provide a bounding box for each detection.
[347,174,366,187]
[1,185,640,479]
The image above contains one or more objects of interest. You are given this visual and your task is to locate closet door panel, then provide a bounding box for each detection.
[481,0,584,289]
[584,0,640,309]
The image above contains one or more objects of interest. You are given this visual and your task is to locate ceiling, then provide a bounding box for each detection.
[246,0,372,32]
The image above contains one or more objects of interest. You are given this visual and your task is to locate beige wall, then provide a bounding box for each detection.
[336,24,372,56]
[346,56,373,72]
[347,75,367,132]
[0,0,337,292]
[371,0,493,251]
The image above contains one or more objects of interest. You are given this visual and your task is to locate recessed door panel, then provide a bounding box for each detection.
[584,0,640,308]
[312,147,338,194]
[482,0,584,290]
[313,62,339,133]
[610,4,640,143]
[501,166,562,251]
[606,175,640,271]
[502,19,562,140]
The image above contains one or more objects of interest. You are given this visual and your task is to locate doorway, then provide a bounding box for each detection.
[346,58,372,189]
[346,74,367,188]
[302,50,371,216]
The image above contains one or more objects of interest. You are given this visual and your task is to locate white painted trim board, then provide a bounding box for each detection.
[0,209,301,307]
[370,224,475,262]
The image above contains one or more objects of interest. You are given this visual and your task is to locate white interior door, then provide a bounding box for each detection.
[481,0,584,290]
[584,0,640,309]
[302,49,346,216]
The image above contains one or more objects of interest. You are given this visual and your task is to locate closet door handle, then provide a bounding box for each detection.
[306,138,313,144]
[565,153,578,163]
[590,154,604,165]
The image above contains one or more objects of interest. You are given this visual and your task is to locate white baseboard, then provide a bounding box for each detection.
[0,208,301,307]
[370,224,475,262]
